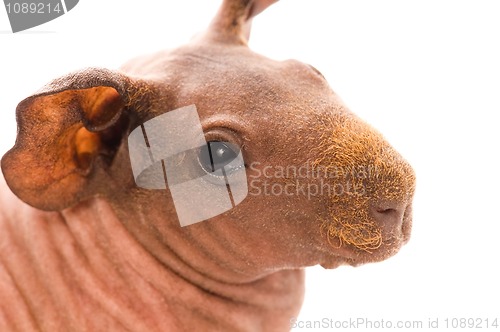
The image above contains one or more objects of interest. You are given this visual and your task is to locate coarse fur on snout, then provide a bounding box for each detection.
[0,0,415,331]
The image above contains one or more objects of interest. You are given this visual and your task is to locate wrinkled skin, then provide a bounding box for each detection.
[0,0,415,331]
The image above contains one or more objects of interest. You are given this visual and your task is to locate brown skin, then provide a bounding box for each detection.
[0,0,415,331]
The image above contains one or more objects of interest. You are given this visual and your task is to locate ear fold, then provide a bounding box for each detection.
[208,0,278,44]
[1,68,145,211]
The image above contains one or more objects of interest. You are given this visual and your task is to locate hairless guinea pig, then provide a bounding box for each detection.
[0,0,416,331]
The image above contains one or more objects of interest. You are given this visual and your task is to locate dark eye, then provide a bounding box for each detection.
[198,141,241,174]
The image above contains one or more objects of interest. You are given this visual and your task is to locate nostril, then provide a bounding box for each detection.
[371,202,405,227]
[374,208,400,224]
[375,207,397,215]
[371,201,414,243]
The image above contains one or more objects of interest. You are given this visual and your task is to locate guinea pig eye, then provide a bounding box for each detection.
[198,141,242,175]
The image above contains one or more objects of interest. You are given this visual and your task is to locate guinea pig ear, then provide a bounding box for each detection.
[207,0,278,44]
[1,68,147,211]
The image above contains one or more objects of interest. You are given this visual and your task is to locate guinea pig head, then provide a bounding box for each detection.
[1,0,415,279]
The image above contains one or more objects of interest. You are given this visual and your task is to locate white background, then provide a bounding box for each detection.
[1,1,499,331]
